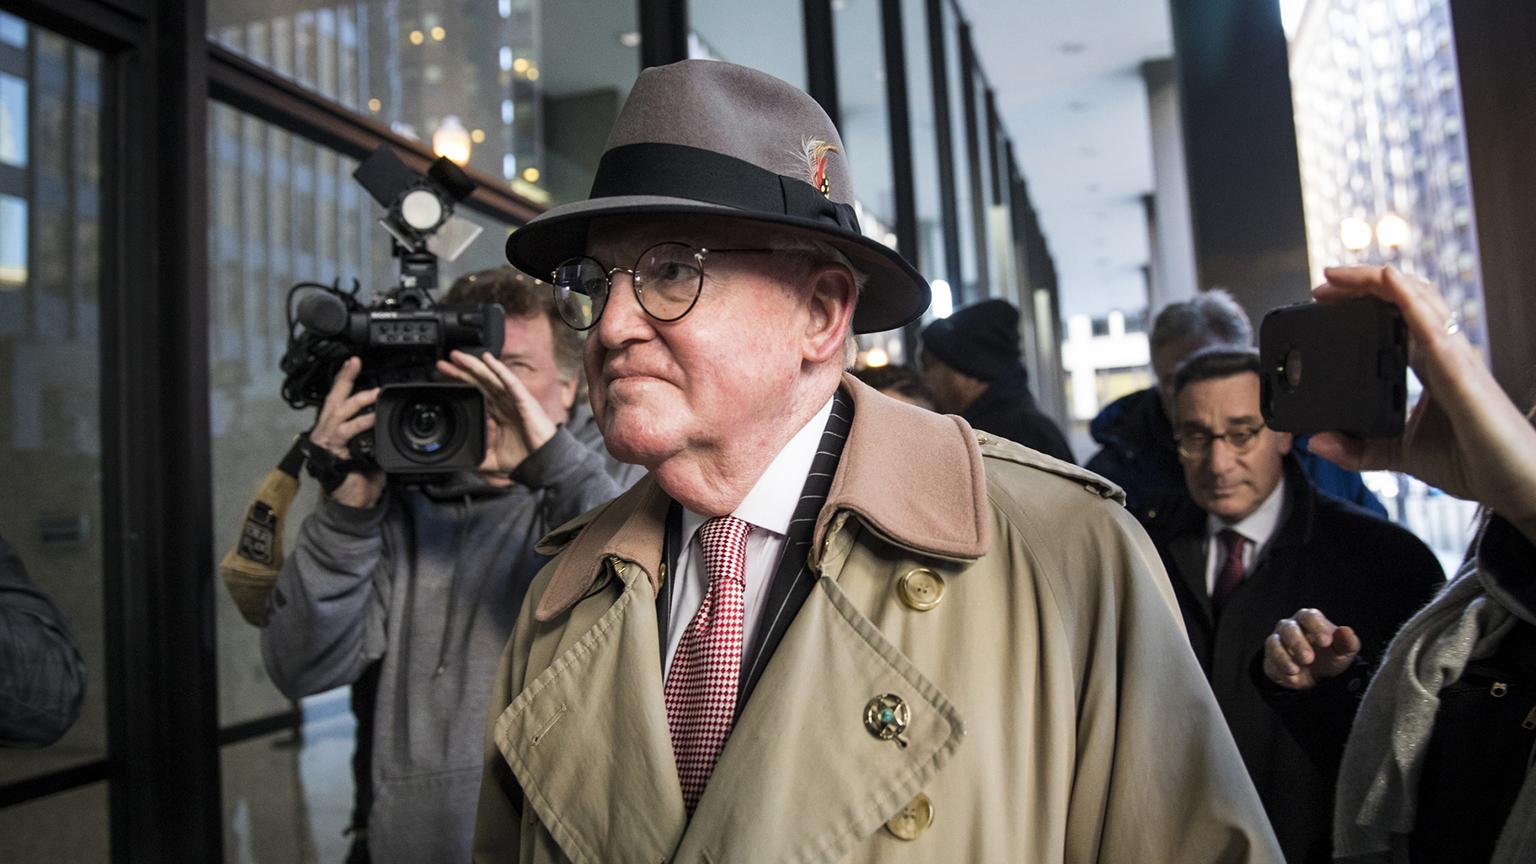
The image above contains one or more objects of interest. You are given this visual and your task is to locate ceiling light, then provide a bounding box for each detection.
[618,31,641,48]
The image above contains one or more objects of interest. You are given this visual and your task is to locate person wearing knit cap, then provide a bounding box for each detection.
[919,298,1075,464]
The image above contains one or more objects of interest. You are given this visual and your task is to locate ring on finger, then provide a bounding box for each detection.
[1444,314,1461,336]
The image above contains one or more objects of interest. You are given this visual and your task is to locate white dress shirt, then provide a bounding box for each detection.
[1202,475,1287,596]
[663,396,835,678]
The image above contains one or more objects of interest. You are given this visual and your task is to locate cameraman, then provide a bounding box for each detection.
[261,268,641,864]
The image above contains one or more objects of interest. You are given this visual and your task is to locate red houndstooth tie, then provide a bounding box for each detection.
[664,515,751,813]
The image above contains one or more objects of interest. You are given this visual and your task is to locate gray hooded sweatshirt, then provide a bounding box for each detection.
[261,406,641,863]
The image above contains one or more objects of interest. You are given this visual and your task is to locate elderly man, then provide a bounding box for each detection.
[1138,348,1442,864]
[473,60,1281,863]
[1087,291,1383,515]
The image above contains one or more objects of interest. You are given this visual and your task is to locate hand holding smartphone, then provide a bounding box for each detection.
[1259,297,1408,438]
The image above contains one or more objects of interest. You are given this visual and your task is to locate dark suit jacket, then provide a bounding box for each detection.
[1138,456,1444,864]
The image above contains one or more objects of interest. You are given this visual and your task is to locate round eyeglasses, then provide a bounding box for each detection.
[1174,423,1267,460]
[550,242,780,331]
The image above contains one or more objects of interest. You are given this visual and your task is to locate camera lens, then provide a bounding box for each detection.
[1284,347,1304,391]
[400,399,455,456]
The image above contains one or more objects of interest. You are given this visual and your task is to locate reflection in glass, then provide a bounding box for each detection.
[901,0,948,296]
[0,780,108,862]
[835,0,910,366]
[940,1,977,302]
[690,0,807,92]
[208,102,515,858]
[0,26,105,798]
[207,0,640,206]
[208,103,513,730]
[1287,0,1485,347]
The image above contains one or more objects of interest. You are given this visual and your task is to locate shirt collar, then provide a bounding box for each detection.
[1206,474,1287,550]
[680,395,835,546]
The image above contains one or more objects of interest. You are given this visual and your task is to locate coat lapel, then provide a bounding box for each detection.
[495,490,687,864]
[1170,529,1212,627]
[674,522,966,862]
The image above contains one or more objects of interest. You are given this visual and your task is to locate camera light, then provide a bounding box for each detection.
[400,189,445,231]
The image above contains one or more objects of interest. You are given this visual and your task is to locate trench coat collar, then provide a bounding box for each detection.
[534,372,991,622]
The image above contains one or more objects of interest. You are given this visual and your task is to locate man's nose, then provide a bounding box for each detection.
[594,270,653,347]
[1207,437,1240,475]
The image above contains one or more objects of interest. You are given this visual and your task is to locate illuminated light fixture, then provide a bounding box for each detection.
[409,29,425,45]
[1340,216,1373,251]
[1376,213,1410,249]
[470,128,486,144]
[526,67,540,81]
[432,115,472,166]
[930,279,953,319]
[618,31,641,48]
[367,97,382,112]
[512,57,530,74]
[430,26,446,41]
[500,47,513,71]
[864,347,890,368]
[522,166,541,183]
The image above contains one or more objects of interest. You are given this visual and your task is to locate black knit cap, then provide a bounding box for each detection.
[920,298,1022,382]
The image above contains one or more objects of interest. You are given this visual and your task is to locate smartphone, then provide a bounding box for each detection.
[1259,297,1407,438]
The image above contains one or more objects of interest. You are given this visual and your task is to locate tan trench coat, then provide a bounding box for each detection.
[473,376,1283,863]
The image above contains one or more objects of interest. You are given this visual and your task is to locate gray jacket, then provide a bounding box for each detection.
[261,406,641,863]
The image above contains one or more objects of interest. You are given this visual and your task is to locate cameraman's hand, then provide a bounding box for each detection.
[438,350,557,475]
[312,356,385,508]
[1263,608,1361,690]
[1310,266,1536,542]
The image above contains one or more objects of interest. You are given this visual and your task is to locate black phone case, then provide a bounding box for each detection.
[1259,298,1407,438]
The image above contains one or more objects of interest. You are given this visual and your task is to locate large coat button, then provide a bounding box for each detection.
[885,793,935,840]
[897,568,945,611]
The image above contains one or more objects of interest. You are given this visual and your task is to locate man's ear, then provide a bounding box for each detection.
[560,375,579,412]
[1276,429,1293,456]
[802,263,857,364]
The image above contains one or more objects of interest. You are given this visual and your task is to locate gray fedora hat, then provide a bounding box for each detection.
[503,59,930,333]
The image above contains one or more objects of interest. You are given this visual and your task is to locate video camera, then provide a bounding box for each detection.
[280,146,502,476]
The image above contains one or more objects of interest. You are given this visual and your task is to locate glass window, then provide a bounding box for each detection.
[901,0,949,305]
[0,72,25,167]
[1285,0,1484,566]
[0,781,108,861]
[0,23,108,860]
[208,100,515,857]
[222,700,356,862]
[940,1,977,303]
[835,0,909,366]
[207,0,641,207]
[690,0,807,92]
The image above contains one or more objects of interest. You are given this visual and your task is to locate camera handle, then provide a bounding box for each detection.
[297,431,370,496]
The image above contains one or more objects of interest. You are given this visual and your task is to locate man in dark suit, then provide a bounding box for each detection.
[1138,347,1444,864]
